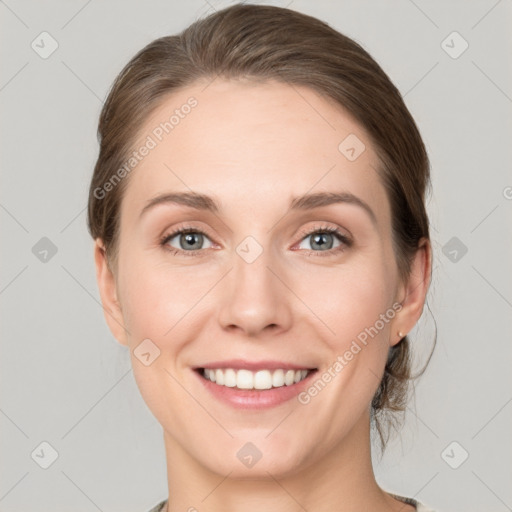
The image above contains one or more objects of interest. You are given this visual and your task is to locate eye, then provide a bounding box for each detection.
[160,226,213,255]
[159,223,352,257]
[295,225,352,256]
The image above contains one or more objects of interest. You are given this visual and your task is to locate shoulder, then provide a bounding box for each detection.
[391,493,436,512]
[416,503,437,512]
[145,497,440,512]
[146,500,167,512]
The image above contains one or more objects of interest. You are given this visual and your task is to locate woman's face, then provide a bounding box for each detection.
[96,79,427,478]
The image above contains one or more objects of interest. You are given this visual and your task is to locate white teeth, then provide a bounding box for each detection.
[237,369,253,389]
[224,368,237,387]
[201,368,311,390]
[284,369,295,386]
[272,369,285,387]
[254,370,272,390]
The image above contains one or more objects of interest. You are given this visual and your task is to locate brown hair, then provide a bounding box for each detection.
[87,3,433,450]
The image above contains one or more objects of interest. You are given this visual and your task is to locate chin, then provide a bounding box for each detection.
[199,439,312,480]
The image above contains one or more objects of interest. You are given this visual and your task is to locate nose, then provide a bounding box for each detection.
[217,245,293,338]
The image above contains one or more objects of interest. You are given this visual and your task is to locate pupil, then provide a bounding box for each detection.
[312,233,333,250]
[182,233,202,250]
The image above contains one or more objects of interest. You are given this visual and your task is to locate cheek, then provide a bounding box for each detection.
[295,260,395,408]
[293,267,394,430]
[118,255,210,341]
[117,258,204,421]
[296,260,395,345]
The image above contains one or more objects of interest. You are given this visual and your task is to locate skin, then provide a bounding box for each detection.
[94,79,430,512]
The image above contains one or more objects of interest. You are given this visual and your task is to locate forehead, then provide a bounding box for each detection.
[121,79,389,227]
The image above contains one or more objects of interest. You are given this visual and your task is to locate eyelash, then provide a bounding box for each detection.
[159,223,352,258]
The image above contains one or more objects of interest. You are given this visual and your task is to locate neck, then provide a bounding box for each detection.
[162,410,409,512]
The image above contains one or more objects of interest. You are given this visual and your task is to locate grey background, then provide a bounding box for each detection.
[1,0,511,511]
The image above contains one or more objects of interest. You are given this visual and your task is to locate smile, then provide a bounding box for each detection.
[200,368,312,390]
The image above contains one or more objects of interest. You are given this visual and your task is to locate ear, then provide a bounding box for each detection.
[93,239,128,346]
[390,237,432,347]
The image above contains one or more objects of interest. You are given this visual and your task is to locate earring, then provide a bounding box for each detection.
[398,331,405,338]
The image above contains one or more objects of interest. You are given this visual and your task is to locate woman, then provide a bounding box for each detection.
[88,4,435,511]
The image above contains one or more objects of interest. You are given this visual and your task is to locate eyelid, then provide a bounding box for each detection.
[290,222,353,257]
[159,222,218,256]
[159,221,352,255]
[294,222,352,245]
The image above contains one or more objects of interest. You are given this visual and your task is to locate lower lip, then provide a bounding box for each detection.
[194,369,318,409]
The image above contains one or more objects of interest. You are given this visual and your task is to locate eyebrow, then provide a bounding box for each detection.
[139,191,377,225]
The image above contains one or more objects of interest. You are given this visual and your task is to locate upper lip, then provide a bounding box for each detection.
[194,359,317,371]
